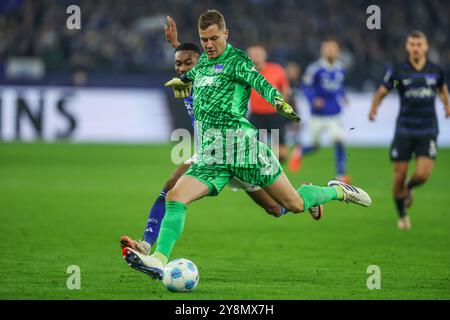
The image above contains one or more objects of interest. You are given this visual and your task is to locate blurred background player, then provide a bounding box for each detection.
[247,45,291,163]
[369,30,450,230]
[289,38,350,184]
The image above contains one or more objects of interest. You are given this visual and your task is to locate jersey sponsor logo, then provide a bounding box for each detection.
[319,72,344,91]
[405,87,435,98]
[194,76,221,88]
[402,78,413,86]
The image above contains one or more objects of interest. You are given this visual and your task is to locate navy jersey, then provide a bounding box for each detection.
[382,61,445,137]
[302,58,346,116]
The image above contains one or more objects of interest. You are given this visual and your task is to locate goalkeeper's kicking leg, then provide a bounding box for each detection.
[120,167,321,261]
[263,173,371,214]
[122,174,323,261]
[121,173,324,278]
[124,173,371,281]
[247,188,323,220]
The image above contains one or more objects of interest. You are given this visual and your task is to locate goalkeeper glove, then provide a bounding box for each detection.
[164,77,192,99]
[274,97,301,123]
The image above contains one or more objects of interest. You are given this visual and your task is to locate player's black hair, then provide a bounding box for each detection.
[175,42,201,56]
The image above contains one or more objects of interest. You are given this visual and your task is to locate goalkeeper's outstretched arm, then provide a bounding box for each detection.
[235,58,300,122]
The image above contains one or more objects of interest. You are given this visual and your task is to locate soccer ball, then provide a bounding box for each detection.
[162,258,199,292]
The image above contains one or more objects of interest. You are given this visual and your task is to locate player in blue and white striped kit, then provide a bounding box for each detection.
[289,38,351,183]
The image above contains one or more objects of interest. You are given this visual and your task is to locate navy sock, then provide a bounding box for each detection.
[394,197,407,218]
[143,189,167,246]
[335,142,346,176]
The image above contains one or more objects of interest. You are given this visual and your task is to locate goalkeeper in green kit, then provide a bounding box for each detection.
[122,10,372,279]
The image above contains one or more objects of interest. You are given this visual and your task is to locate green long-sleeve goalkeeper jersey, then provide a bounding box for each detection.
[186,43,282,131]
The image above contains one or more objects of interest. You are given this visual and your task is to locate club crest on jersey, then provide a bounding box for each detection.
[213,64,224,73]
[425,75,436,86]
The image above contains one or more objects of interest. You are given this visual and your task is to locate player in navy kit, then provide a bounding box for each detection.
[369,30,450,230]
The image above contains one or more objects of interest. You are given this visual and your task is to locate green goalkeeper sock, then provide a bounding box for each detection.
[297,185,343,211]
[154,201,186,260]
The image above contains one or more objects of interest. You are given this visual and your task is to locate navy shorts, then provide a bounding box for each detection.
[390,134,437,162]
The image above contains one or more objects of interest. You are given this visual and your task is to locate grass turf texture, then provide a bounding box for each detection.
[0,142,449,300]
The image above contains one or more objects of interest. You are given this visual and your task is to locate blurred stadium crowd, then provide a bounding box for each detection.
[0,0,449,90]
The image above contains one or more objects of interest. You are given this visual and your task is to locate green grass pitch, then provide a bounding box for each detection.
[0,142,449,299]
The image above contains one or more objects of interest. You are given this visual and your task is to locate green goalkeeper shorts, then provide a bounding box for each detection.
[184,142,283,196]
